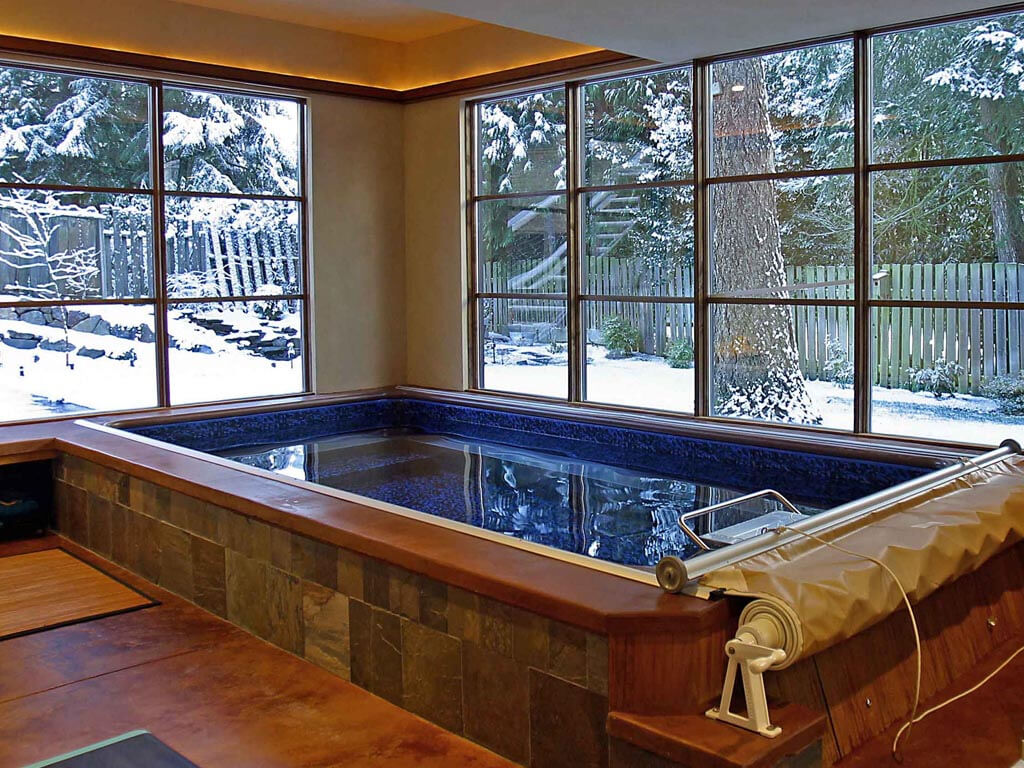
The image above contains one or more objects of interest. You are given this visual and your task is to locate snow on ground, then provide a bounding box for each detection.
[484,344,1022,446]
[0,304,302,421]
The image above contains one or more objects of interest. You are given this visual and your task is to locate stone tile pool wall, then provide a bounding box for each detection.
[52,454,614,768]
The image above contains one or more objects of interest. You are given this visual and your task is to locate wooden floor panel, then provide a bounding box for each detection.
[0,549,153,639]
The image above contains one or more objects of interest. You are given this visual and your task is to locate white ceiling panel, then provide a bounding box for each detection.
[395,0,1022,61]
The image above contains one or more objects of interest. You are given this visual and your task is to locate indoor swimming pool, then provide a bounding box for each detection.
[118,396,931,571]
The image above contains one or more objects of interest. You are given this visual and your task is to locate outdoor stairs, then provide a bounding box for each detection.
[505,181,642,344]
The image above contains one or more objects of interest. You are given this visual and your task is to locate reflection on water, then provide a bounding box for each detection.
[219,429,818,568]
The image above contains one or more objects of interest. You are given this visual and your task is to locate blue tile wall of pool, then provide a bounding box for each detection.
[124,397,928,507]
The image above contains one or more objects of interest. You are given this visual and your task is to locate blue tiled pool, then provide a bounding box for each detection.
[122,398,930,569]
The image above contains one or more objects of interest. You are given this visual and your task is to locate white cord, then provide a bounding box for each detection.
[779,525,1024,762]
[778,526,921,761]
[891,644,1024,758]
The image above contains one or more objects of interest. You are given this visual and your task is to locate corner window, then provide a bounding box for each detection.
[468,9,1024,447]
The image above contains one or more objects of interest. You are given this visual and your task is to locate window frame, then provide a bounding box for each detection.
[0,56,312,420]
[466,6,1024,445]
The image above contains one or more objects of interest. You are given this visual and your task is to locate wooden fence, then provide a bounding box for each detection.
[166,220,301,300]
[0,207,301,303]
[483,259,1024,394]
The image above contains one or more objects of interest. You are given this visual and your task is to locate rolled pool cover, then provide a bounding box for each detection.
[699,456,1024,667]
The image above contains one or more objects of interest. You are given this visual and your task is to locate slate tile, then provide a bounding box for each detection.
[134,512,162,583]
[86,494,112,558]
[225,549,303,655]
[220,512,273,561]
[337,548,365,600]
[302,581,350,679]
[363,557,390,608]
[586,633,610,696]
[549,621,588,686]
[512,606,549,670]
[388,565,421,621]
[65,484,88,545]
[419,576,448,632]
[447,587,481,644]
[369,607,403,705]
[292,535,337,589]
[110,504,133,567]
[479,597,514,657]
[129,478,170,522]
[529,669,608,768]
[402,621,463,732]
[184,497,222,542]
[349,598,373,689]
[191,535,226,616]
[463,642,530,763]
[158,522,193,600]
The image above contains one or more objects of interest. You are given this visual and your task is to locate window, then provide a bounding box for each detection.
[710,42,854,428]
[582,68,695,413]
[870,13,1024,442]
[0,64,307,422]
[469,8,1024,447]
[474,89,567,399]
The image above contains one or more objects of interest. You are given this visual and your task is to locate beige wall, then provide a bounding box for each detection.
[309,93,407,392]
[402,96,467,391]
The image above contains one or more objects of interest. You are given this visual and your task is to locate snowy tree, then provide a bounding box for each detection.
[0,68,149,187]
[162,88,299,197]
[711,56,820,423]
[0,188,104,299]
[478,89,566,195]
[926,16,1024,263]
[585,70,694,287]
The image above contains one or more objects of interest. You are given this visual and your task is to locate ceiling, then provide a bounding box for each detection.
[170,0,478,42]
[396,0,1023,61]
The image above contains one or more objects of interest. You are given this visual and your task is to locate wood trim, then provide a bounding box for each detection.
[399,50,643,102]
[0,34,638,103]
[0,34,397,100]
[0,450,56,467]
[607,705,826,768]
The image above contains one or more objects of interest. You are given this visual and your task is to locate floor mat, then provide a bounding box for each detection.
[0,549,154,640]
[23,731,198,767]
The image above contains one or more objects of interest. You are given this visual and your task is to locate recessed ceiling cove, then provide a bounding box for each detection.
[170,0,478,42]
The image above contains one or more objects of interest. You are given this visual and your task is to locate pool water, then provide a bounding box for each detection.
[218,428,822,568]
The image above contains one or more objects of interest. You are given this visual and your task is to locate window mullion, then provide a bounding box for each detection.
[567,81,584,404]
[693,60,712,418]
[853,33,872,434]
[149,82,172,408]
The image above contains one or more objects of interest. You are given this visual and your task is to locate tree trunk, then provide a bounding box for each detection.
[979,97,1024,264]
[711,58,820,423]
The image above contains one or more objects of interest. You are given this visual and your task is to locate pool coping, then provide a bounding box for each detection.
[0,387,974,635]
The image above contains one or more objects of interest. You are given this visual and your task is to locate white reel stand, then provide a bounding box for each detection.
[706,636,787,738]
[705,602,799,739]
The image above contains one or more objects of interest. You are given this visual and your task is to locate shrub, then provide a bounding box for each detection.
[906,358,963,399]
[821,339,853,388]
[666,338,694,369]
[982,373,1024,415]
[601,315,642,359]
